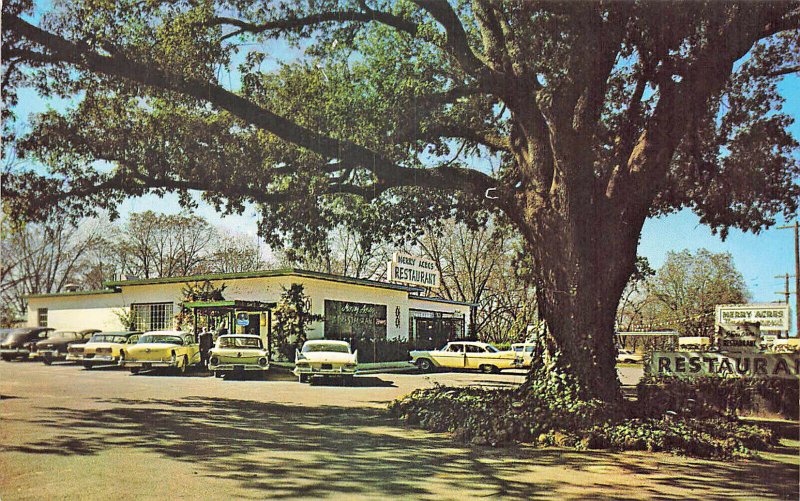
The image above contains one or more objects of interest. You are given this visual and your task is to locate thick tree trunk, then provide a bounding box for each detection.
[522,206,643,402]
[511,166,646,403]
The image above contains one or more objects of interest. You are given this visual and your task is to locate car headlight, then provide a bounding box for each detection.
[295,361,309,367]
[209,356,219,365]
[258,357,268,367]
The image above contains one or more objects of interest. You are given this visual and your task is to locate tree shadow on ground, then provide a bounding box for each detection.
[2,397,797,500]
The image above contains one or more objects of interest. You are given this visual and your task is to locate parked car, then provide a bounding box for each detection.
[67,331,142,368]
[510,342,537,368]
[0,328,12,345]
[678,336,713,351]
[410,341,521,373]
[294,340,358,384]
[34,329,102,364]
[119,331,201,374]
[0,327,54,361]
[208,334,270,378]
[616,349,643,364]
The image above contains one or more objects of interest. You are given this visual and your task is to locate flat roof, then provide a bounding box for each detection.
[103,268,423,293]
[183,300,277,311]
[26,289,120,299]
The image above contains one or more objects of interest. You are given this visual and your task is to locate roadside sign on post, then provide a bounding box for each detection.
[236,312,250,326]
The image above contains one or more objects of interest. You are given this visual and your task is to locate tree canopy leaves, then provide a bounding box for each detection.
[4,0,796,251]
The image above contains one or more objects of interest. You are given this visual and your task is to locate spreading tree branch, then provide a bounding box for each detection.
[4,12,499,202]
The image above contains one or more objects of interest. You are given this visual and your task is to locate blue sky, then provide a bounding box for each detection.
[6,6,799,333]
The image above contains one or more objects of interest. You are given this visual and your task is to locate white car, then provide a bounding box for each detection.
[294,340,358,384]
[616,349,643,364]
[510,342,537,368]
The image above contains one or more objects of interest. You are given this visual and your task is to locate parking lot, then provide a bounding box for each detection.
[1,362,796,500]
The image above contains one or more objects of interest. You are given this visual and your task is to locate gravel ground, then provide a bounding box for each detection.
[0,361,796,501]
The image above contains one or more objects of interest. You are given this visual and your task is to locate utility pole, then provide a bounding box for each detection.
[773,273,792,304]
[777,221,799,337]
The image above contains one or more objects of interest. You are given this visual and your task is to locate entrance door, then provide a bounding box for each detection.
[414,318,464,350]
[245,314,261,337]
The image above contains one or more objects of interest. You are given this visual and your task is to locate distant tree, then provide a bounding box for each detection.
[416,220,537,343]
[279,225,391,280]
[204,230,266,274]
[0,219,103,320]
[115,211,214,279]
[615,257,657,332]
[642,249,750,337]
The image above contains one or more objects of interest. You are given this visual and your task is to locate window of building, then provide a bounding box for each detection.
[324,300,387,342]
[37,308,48,327]
[131,303,174,331]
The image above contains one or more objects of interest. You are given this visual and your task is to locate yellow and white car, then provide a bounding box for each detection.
[67,331,142,368]
[410,341,521,373]
[119,331,200,374]
[294,340,358,384]
[208,334,269,377]
[510,342,537,368]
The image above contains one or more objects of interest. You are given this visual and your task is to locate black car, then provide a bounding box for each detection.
[35,329,102,364]
[0,327,55,361]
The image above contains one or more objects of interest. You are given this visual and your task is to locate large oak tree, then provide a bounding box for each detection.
[3,0,799,401]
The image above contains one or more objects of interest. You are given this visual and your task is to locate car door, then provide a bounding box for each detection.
[433,343,465,368]
[184,334,201,363]
[464,344,487,369]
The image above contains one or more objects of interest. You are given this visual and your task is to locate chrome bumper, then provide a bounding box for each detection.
[293,366,357,376]
[36,349,66,359]
[120,360,176,369]
[0,348,29,357]
[209,363,269,371]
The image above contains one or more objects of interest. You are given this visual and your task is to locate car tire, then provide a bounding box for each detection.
[480,364,499,374]
[214,371,222,378]
[43,358,52,366]
[83,362,93,370]
[416,358,433,372]
[1,355,11,362]
[130,368,139,375]
[179,355,188,374]
[343,375,355,386]
[298,374,309,383]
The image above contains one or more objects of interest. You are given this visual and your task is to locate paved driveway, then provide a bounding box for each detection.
[0,362,795,500]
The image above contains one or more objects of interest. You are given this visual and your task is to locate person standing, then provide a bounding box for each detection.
[199,327,213,368]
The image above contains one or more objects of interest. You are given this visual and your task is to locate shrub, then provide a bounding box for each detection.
[637,377,799,420]
[389,373,782,458]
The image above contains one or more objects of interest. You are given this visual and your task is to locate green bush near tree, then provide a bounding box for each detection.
[637,376,799,420]
[389,370,789,458]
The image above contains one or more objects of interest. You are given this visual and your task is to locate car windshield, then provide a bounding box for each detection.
[90,335,130,343]
[303,343,350,353]
[220,337,263,348]
[139,335,183,345]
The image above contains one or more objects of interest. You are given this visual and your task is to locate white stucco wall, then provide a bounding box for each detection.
[26,273,472,341]
[27,293,125,331]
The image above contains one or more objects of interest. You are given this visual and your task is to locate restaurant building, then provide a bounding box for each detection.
[25,269,473,358]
